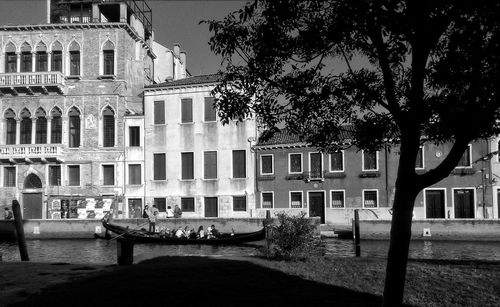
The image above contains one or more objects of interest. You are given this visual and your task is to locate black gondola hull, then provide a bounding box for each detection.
[102,219,266,245]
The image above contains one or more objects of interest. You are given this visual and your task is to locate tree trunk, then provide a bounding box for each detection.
[382,179,418,307]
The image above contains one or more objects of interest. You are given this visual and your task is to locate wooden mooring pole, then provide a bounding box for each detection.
[12,200,29,261]
[354,209,361,257]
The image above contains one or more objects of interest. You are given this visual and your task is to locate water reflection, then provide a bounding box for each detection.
[1,239,499,264]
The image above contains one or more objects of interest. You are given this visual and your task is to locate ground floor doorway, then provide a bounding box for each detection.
[22,193,43,219]
[308,191,325,224]
[454,189,474,218]
[425,189,446,218]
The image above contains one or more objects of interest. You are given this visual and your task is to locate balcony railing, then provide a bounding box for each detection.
[0,72,65,95]
[0,145,64,163]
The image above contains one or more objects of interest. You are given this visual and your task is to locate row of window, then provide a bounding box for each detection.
[259,145,473,176]
[3,106,120,147]
[153,97,216,125]
[3,40,115,76]
[260,190,379,209]
[147,196,247,213]
[260,151,379,176]
[153,150,247,180]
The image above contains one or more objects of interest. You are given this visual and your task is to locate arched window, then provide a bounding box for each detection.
[51,41,63,72]
[102,107,115,147]
[4,42,17,73]
[20,108,32,144]
[5,109,16,145]
[68,107,80,147]
[51,107,62,144]
[102,41,114,75]
[69,41,80,76]
[20,42,32,73]
[35,108,47,144]
[35,42,48,72]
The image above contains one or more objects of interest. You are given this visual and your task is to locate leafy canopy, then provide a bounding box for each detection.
[207,0,500,153]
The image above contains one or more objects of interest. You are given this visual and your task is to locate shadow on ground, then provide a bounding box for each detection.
[12,256,397,307]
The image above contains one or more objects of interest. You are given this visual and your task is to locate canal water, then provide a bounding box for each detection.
[1,239,500,264]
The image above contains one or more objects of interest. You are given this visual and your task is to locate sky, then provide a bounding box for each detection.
[0,0,246,76]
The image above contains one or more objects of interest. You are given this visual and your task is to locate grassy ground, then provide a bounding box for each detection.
[2,256,499,307]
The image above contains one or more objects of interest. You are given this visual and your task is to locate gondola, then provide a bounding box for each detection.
[102,218,266,245]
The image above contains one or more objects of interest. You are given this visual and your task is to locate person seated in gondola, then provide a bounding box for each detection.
[189,228,197,239]
[197,225,205,239]
[175,226,186,238]
[210,224,220,238]
[184,226,191,238]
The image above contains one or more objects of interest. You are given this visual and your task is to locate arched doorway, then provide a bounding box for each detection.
[23,174,43,219]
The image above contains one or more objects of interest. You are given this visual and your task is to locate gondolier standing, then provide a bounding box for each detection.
[148,205,159,233]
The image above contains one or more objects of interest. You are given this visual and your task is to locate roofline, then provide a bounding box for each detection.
[0,22,156,59]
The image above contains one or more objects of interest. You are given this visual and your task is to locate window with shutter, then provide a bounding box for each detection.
[181,197,195,212]
[204,97,216,122]
[154,198,167,212]
[49,165,61,186]
[262,192,273,209]
[289,153,302,174]
[35,108,47,144]
[181,98,193,123]
[68,107,80,147]
[363,151,378,171]
[129,126,140,146]
[128,164,141,185]
[6,52,16,73]
[4,167,16,187]
[330,151,344,171]
[290,192,302,208]
[154,153,166,180]
[181,152,194,179]
[20,109,32,145]
[331,191,345,208]
[51,108,62,144]
[69,41,80,75]
[68,165,80,186]
[456,145,472,168]
[363,190,378,208]
[204,151,217,179]
[102,107,115,147]
[232,150,246,178]
[5,109,16,145]
[260,155,273,175]
[416,146,424,169]
[51,42,63,72]
[233,196,246,211]
[102,165,114,185]
[309,152,323,179]
[154,101,165,124]
[69,51,80,75]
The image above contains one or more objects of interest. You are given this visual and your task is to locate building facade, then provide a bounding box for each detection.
[142,74,257,218]
[254,130,496,225]
[0,0,181,220]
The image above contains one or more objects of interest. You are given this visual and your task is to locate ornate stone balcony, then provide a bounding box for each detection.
[0,72,65,95]
[0,144,64,164]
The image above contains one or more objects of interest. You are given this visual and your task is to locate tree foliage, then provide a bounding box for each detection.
[206,1,500,305]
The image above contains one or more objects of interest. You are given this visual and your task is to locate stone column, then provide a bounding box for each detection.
[47,51,52,72]
[120,3,127,22]
[15,118,21,144]
[31,117,37,144]
[16,52,21,73]
[47,116,52,144]
[92,4,100,22]
[32,52,36,73]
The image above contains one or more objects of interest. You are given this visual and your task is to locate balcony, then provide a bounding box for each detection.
[0,72,65,95]
[0,145,64,164]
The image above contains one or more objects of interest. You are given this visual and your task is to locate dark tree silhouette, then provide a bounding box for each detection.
[206,1,500,306]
